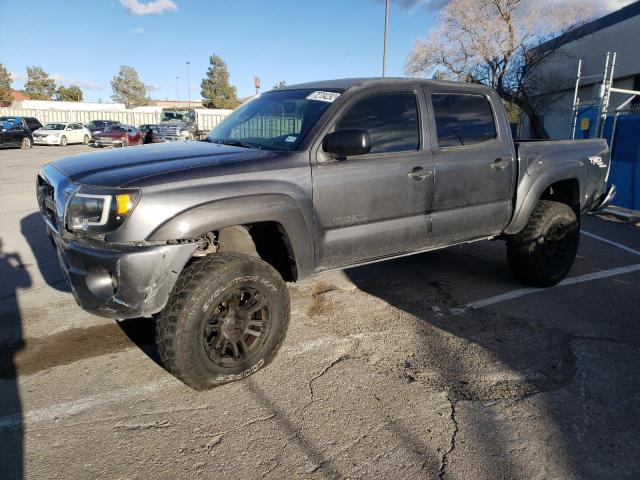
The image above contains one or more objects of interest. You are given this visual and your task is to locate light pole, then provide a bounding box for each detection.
[176,76,180,103]
[382,0,389,77]
[186,61,191,109]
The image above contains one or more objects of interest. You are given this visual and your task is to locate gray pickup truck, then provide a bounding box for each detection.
[37,78,615,389]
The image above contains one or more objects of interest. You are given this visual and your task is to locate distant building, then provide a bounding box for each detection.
[524,1,640,139]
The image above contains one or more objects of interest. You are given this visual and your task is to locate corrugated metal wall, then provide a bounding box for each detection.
[0,108,229,131]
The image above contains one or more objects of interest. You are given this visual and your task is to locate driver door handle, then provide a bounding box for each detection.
[408,167,433,180]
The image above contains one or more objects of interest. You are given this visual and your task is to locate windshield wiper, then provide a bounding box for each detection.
[209,139,262,149]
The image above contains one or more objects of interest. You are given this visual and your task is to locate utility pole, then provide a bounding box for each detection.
[382,0,389,77]
[176,76,180,103]
[186,61,191,109]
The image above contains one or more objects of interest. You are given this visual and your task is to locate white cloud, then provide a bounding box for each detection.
[132,27,144,33]
[119,0,178,16]
[10,72,26,82]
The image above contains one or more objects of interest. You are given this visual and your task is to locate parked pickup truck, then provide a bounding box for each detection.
[37,78,615,390]
[156,107,204,142]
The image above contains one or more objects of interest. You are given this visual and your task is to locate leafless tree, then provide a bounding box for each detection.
[405,0,589,138]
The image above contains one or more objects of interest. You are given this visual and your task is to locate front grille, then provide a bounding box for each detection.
[37,175,57,230]
[158,125,180,136]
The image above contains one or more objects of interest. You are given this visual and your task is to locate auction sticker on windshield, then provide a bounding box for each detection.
[306,91,341,102]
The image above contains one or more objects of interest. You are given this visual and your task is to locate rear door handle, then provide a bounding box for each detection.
[408,167,433,180]
[491,158,511,170]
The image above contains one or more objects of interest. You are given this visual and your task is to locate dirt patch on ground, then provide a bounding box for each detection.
[0,318,156,379]
[306,281,338,317]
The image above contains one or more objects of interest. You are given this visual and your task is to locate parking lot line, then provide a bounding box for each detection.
[581,230,640,256]
[466,263,640,309]
[466,230,640,309]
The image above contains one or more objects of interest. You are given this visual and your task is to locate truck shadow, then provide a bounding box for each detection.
[20,213,69,292]
[0,238,31,480]
[341,243,602,479]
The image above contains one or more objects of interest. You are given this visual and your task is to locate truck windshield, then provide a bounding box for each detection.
[207,88,342,151]
[161,110,193,122]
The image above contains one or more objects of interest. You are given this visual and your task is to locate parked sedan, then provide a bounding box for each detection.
[93,124,142,147]
[0,122,33,149]
[33,122,92,146]
[85,120,121,141]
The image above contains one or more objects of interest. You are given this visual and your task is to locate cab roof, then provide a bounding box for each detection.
[274,77,481,93]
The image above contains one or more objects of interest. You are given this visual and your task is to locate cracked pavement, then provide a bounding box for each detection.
[1,145,639,479]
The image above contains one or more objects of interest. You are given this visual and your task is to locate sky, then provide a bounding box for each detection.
[0,0,635,103]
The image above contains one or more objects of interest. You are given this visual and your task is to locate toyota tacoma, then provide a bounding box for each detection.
[37,78,615,389]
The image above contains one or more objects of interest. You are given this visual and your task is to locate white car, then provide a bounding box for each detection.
[33,122,92,146]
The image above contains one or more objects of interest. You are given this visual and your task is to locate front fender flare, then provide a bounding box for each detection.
[147,194,315,278]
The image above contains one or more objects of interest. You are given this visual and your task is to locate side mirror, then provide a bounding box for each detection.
[322,129,371,157]
[66,127,72,131]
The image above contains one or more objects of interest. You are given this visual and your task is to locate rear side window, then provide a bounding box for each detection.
[336,91,420,153]
[431,93,496,148]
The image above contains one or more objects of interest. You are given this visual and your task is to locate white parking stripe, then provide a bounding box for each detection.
[581,230,640,256]
[466,263,640,309]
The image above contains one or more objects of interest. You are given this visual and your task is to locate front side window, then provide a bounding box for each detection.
[208,88,341,151]
[431,93,497,148]
[335,91,420,154]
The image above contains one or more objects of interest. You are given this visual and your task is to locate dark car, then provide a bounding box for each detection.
[0,116,42,133]
[93,124,142,147]
[138,124,160,144]
[0,122,33,149]
[85,120,121,140]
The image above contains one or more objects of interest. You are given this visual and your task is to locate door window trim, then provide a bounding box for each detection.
[317,89,424,162]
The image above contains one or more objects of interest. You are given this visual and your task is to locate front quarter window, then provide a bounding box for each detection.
[207,88,342,151]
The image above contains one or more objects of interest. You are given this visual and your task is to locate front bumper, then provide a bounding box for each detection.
[33,136,60,145]
[46,227,197,319]
[594,184,617,211]
[94,138,124,147]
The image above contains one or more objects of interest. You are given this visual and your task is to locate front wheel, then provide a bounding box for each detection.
[21,137,32,149]
[60,136,67,146]
[155,252,290,390]
[506,200,580,287]
[83,134,89,145]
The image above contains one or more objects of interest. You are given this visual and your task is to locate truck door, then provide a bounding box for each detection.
[312,89,434,269]
[423,87,516,245]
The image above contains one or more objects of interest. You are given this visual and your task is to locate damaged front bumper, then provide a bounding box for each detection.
[47,227,197,319]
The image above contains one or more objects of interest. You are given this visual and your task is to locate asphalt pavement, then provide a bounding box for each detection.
[0,144,639,479]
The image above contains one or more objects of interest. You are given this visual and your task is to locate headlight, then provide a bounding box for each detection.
[65,186,140,234]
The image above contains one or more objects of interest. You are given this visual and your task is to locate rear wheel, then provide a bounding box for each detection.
[506,200,580,287]
[155,252,290,390]
[21,137,32,149]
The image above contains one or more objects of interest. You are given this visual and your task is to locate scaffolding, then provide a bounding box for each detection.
[570,51,640,141]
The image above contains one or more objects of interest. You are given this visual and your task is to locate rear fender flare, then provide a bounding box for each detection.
[504,161,583,235]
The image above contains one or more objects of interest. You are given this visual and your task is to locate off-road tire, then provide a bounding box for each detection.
[21,137,32,149]
[507,200,580,287]
[155,252,290,390]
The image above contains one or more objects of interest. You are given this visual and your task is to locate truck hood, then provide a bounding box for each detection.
[49,141,275,187]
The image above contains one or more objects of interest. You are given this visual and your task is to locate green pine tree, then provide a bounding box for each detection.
[56,84,84,102]
[201,55,239,109]
[0,63,12,106]
[111,66,150,108]
[23,66,56,100]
